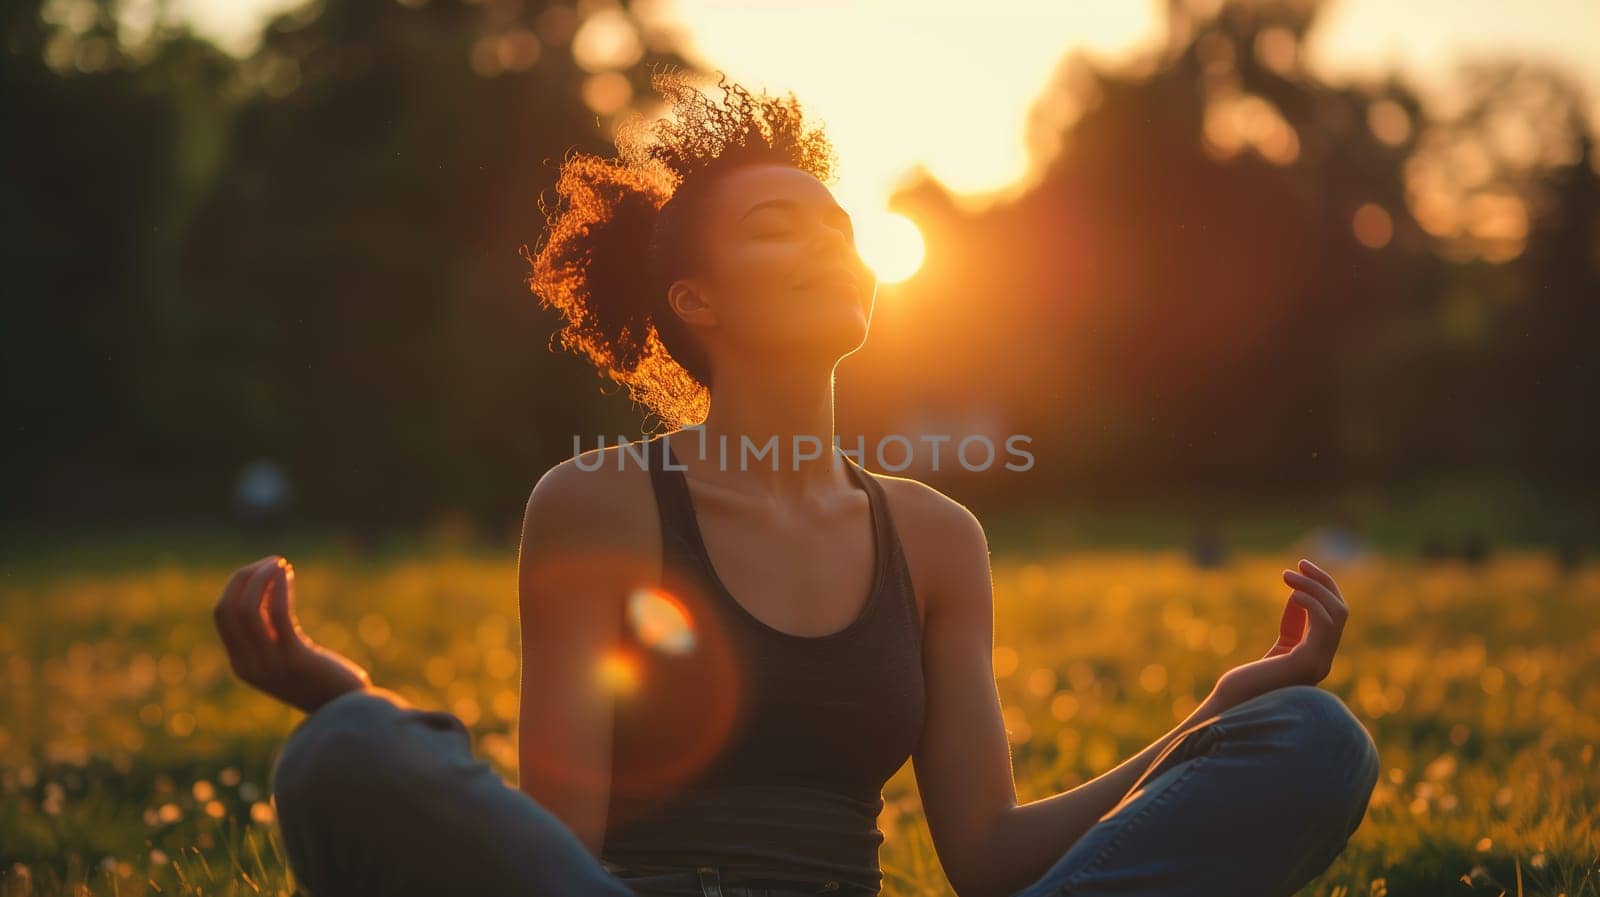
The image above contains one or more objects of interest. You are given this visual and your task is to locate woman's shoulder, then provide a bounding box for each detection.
[852,467,989,614]
[857,466,981,538]
[523,440,661,551]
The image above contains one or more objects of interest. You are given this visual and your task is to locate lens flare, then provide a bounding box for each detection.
[626,587,697,655]
[597,647,641,695]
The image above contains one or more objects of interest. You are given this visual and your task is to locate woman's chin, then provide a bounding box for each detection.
[828,309,871,347]
[759,322,869,364]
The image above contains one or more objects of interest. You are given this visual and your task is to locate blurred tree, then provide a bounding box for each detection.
[2,0,238,518]
[5,0,1596,531]
[849,0,1597,506]
[5,0,697,533]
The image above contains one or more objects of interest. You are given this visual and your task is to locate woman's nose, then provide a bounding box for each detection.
[811,219,853,254]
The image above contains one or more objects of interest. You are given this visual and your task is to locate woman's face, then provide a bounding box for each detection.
[675,163,879,371]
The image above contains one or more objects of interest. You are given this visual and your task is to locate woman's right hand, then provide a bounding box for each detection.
[212,555,372,715]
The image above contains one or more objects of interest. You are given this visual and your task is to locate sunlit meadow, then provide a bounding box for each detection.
[3,542,1598,896]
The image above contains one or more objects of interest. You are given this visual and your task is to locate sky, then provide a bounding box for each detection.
[171,0,1600,122]
[164,0,1600,277]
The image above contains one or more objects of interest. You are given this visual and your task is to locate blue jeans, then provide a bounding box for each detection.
[1007,684,1380,897]
[270,684,1377,897]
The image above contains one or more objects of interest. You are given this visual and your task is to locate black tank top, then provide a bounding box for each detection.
[599,434,925,894]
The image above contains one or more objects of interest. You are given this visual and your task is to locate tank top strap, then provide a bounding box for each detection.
[837,450,922,641]
[642,435,702,576]
[642,432,921,641]
[837,453,889,550]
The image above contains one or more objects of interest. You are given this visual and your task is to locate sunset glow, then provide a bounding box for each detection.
[856,211,926,284]
[637,0,1163,283]
[163,0,1600,280]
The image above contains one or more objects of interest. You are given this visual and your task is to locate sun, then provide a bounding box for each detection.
[857,211,926,284]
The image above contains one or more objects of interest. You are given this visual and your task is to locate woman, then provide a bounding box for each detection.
[212,69,1378,897]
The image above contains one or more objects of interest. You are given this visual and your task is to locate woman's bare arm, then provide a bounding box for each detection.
[515,451,658,857]
[965,697,1234,897]
[909,490,1239,897]
[976,561,1351,896]
[908,482,1350,897]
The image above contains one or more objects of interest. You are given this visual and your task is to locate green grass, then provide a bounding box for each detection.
[2,531,1597,896]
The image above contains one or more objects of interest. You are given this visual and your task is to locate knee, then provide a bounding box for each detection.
[1266,686,1381,819]
[271,689,409,819]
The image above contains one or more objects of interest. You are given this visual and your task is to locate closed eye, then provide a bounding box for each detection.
[746,210,796,237]
[741,199,854,241]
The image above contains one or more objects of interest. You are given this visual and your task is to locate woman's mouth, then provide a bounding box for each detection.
[794,268,861,294]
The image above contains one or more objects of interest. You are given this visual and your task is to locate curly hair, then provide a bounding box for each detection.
[523,66,839,432]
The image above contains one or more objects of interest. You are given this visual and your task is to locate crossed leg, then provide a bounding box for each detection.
[273,684,1379,897]
[1007,685,1381,897]
[271,687,637,897]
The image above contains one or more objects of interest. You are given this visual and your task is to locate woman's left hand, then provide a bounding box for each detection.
[1207,558,1350,711]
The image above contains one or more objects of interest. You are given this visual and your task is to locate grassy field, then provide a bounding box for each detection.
[2,529,1598,896]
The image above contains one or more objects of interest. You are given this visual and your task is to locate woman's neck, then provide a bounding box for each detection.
[674,355,847,501]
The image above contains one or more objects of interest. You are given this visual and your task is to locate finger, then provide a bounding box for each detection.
[1275,599,1308,647]
[215,564,254,617]
[1284,569,1343,609]
[234,558,283,648]
[1283,569,1346,621]
[1286,589,1341,680]
[214,591,256,678]
[214,557,272,623]
[1296,557,1344,601]
[1286,589,1338,649]
[213,564,255,641]
[215,558,277,675]
[264,560,301,652]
